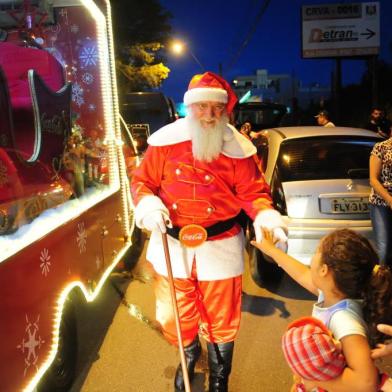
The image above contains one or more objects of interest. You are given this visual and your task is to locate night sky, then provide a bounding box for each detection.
[159,0,392,103]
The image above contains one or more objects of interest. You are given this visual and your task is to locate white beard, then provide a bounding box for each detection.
[186,114,229,162]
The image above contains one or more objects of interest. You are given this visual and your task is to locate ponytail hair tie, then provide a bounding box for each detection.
[373,264,380,274]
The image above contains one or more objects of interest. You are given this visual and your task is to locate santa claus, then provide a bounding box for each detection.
[131,71,287,392]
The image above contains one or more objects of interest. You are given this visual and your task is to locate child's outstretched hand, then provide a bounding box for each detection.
[251,228,279,258]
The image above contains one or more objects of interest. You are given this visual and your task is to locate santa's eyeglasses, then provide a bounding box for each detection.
[194,102,226,113]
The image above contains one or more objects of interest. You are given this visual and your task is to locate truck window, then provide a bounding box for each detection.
[0,4,121,260]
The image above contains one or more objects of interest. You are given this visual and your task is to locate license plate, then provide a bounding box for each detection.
[330,198,369,214]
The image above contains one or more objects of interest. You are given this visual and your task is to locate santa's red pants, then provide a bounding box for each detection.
[154,259,242,347]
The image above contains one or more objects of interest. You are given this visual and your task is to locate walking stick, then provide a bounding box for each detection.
[161,232,191,392]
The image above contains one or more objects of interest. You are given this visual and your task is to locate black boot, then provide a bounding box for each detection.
[207,341,234,392]
[174,336,202,391]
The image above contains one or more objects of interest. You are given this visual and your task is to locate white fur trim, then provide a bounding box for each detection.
[184,87,228,106]
[134,195,169,229]
[147,230,245,279]
[147,119,256,158]
[221,124,256,158]
[148,118,190,146]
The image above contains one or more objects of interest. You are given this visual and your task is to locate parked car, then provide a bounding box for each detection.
[249,126,381,286]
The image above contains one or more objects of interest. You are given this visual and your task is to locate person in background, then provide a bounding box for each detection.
[365,107,391,139]
[239,121,264,147]
[251,228,392,392]
[239,121,252,138]
[372,324,392,360]
[131,71,287,392]
[371,324,392,391]
[315,110,335,127]
[369,133,392,268]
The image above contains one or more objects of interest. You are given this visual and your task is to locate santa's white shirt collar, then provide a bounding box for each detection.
[147,118,256,158]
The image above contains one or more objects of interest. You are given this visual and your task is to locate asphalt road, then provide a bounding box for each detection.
[69,235,392,392]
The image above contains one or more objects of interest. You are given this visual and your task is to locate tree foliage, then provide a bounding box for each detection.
[339,59,392,127]
[110,0,172,93]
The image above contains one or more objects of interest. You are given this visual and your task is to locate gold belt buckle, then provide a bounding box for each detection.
[179,224,207,247]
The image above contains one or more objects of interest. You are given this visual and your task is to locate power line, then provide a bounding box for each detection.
[225,0,271,74]
[228,0,258,56]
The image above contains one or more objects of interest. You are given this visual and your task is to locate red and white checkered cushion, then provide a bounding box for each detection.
[282,317,346,381]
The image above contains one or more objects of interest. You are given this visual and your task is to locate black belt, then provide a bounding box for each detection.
[166,215,239,240]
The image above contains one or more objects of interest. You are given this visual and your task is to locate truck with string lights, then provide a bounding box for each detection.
[0,1,138,391]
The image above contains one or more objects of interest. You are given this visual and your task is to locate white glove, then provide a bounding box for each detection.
[253,209,288,252]
[142,211,172,233]
[134,195,171,231]
[271,227,288,253]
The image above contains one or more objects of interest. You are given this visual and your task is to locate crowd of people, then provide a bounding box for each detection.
[314,107,391,137]
[130,71,392,391]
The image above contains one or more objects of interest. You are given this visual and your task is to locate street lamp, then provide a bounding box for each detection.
[169,40,205,72]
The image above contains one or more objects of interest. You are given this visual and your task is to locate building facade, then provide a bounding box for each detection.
[232,68,331,110]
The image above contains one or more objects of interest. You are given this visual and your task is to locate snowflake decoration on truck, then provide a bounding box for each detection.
[76,222,87,253]
[39,248,51,277]
[16,315,45,376]
[82,72,94,85]
[79,40,98,68]
[72,82,84,107]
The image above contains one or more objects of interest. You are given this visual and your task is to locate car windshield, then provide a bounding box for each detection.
[277,136,378,182]
[235,104,286,129]
[121,93,174,134]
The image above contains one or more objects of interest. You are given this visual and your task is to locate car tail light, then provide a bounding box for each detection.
[270,168,287,215]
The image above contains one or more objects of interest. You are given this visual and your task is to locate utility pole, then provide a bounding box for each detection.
[218,62,223,76]
[369,55,378,106]
[332,58,342,124]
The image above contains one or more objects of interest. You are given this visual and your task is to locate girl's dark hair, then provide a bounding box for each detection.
[364,265,392,346]
[319,228,392,346]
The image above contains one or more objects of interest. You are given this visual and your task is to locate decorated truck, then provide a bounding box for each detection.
[0,0,138,391]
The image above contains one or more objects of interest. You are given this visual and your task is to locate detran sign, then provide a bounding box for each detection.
[301,2,380,58]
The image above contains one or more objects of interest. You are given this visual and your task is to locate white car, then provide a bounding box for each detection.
[248,126,381,286]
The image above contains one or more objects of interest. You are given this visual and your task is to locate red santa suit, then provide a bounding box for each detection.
[131,117,274,345]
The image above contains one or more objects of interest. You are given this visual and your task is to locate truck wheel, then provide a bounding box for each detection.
[121,227,145,271]
[37,298,77,392]
[246,224,284,288]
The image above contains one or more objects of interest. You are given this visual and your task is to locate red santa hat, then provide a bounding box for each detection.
[183,71,238,114]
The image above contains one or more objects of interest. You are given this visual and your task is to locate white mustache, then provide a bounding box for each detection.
[186,113,229,162]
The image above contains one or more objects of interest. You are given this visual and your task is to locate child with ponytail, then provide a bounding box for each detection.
[252,228,392,391]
